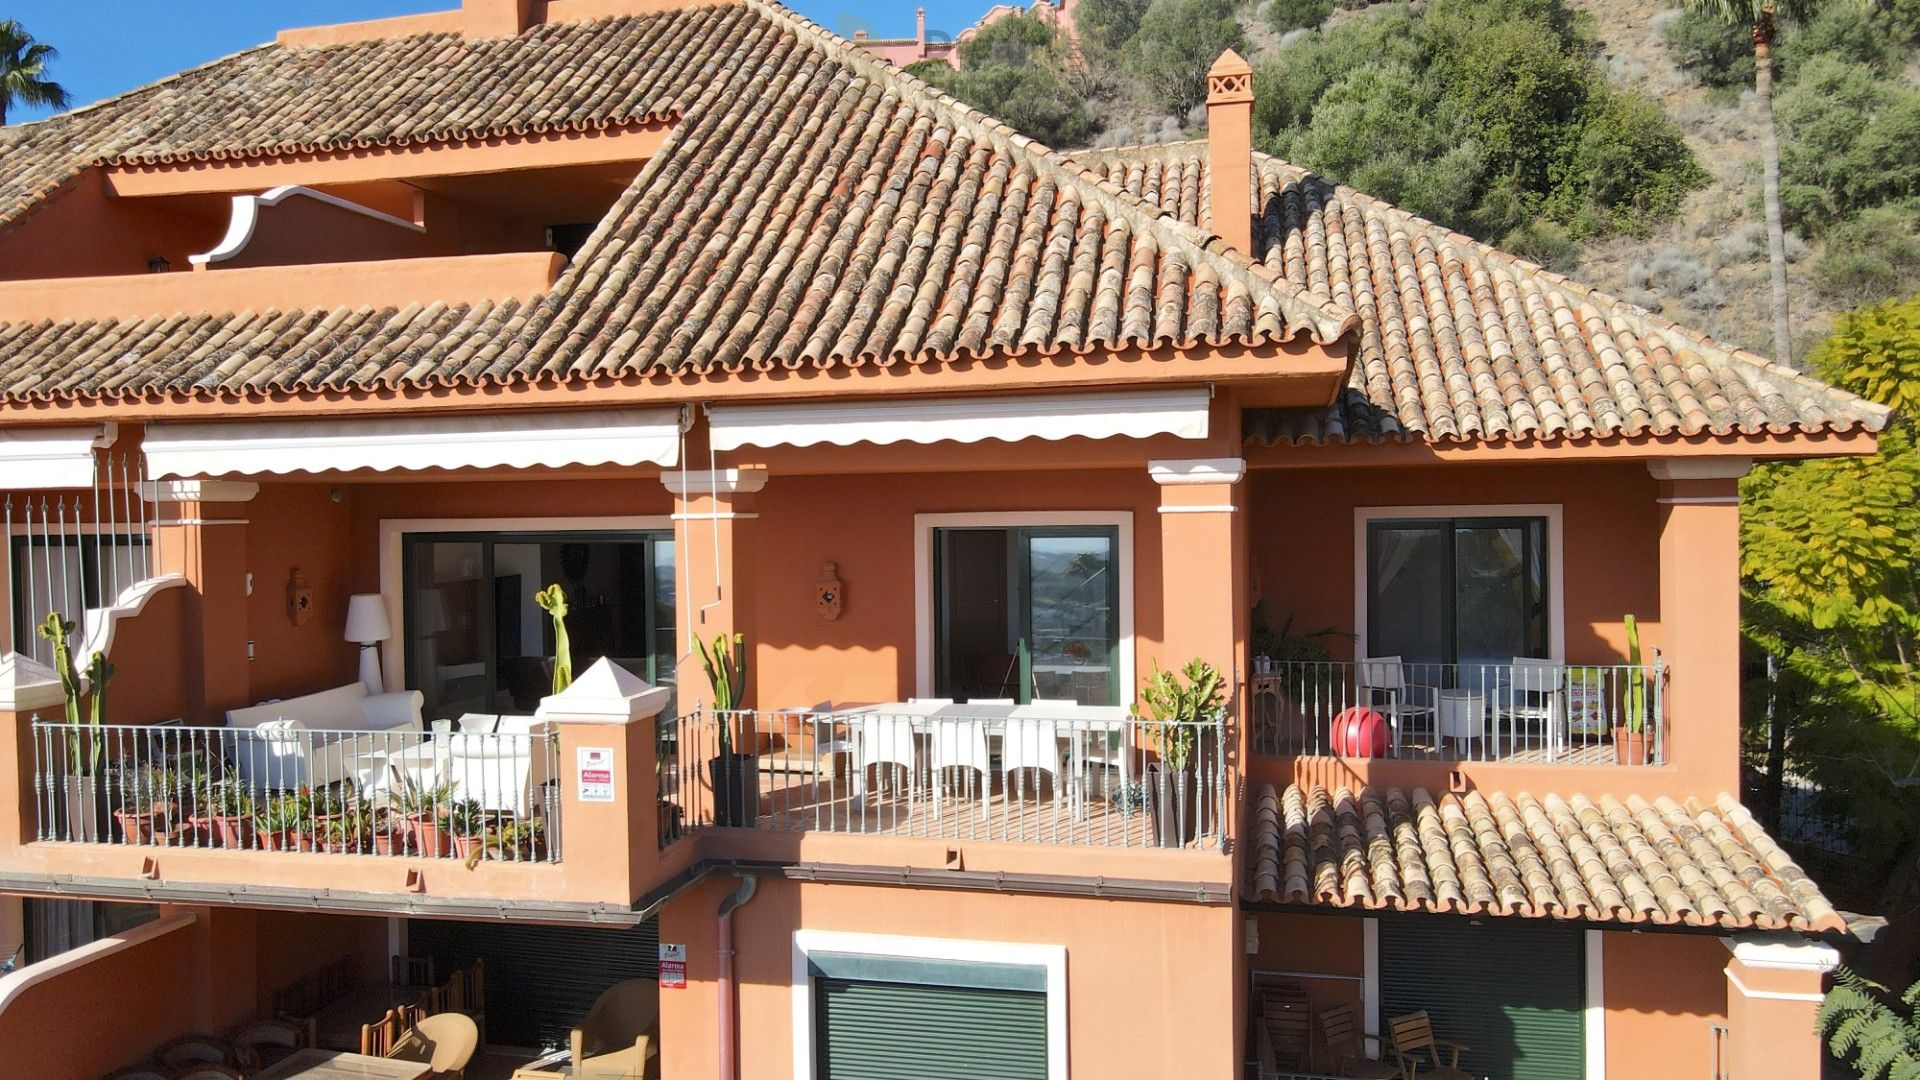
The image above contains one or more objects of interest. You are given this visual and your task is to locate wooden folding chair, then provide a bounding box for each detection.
[361,1007,404,1057]
[1318,1005,1398,1080]
[392,953,437,988]
[1387,1010,1471,1080]
[1252,981,1312,1078]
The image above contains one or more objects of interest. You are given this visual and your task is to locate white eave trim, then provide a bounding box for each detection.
[189,185,425,267]
[0,422,116,490]
[144,408,681,480]
[707,388,1211,451]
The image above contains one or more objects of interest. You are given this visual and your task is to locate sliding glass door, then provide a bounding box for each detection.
[933,526,1119,706]
[402,531,675,723]
[1366,517,1549,670]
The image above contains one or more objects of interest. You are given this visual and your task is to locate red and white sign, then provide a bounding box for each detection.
[658,943,687,989]
[577,747,615,803]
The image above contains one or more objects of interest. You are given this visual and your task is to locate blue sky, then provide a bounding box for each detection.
[5,1,987,125]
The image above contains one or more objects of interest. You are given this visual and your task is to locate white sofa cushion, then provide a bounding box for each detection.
[228,683,369,730]
[361,690,424,733]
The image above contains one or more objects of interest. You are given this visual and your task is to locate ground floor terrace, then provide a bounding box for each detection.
[0,881,1844,1080]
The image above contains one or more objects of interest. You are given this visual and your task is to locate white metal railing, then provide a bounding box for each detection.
[4,455,153,664]
[1248,659,1665,764]
[30,721,562,863]
[662,705,1229,849]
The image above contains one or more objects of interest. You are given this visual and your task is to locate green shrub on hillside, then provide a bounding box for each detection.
[1254,0,1700,239]
[1777,57,1920,233]
[1125,0,1245,115]
[915,14,1100,147]
[1076,0,1151,52]
[1815,205,1920,308]
[1268,0,1334,34]
[1661,8,1752,88]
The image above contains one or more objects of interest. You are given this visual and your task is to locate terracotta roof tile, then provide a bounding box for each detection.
[1076,143,1891,443]
[1247,783,1847,933]
[0,1,1354,404]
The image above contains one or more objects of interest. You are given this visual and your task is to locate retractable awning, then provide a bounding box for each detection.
[143,409,681,479]
[706,388,1210,451]
[0,423,116,490]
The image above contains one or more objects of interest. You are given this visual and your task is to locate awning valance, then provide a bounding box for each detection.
[144,409,681,479]
[707,389,1210,451]
[0,423,115,490]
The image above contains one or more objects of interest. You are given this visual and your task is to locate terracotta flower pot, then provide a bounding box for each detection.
[408,814,450,857]
[260,828,312,852]
[372,819,409,857]
[113,805,174,845]
[192,814,255,849]
[452,832,487,863]
[1613,726,1653,766]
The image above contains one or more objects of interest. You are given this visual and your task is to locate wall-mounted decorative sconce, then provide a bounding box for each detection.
[816,561,844,622]
[286,569,314,625]
[146,256,171,274]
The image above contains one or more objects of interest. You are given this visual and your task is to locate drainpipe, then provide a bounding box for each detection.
[716,875,758,1080]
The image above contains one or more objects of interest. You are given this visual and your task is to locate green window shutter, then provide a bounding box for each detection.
[1379,918,1585,1080]
[815,978,1048,1080]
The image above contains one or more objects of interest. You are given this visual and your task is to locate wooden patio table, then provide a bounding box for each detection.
[311,983,428,1052]
[251,1048,430,1080]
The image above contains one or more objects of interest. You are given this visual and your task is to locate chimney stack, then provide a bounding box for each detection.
[917,7,928,46]
[1204,50,1255,256]
[465,0,537,38]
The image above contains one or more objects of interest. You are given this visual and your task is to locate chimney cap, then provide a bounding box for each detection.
[1206,49,1254,104]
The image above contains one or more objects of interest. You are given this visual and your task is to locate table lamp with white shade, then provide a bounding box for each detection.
[344,593,393,694]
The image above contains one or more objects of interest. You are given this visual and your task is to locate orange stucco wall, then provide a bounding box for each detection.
[740,468,1167,711]
[0,172,225,280]
[1602,930,1728,1080]
[656,875,1239,1080]
[0,913,201,1078]
[1246,463,1664,668]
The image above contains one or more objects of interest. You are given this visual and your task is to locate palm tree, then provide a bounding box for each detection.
[0,20,71,126]
[1681,0,1820,370]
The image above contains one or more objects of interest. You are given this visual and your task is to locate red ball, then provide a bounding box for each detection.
[1330,706,1389,758]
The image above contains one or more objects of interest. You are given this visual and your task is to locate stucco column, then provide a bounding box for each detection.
[1649,460,1748,794]
[1723,933,1839,1080]
[145,480,258,723]
[663,468,766,709]
[1149,457,1245,1080]
[0,651,65,849]
[535,657,671,904]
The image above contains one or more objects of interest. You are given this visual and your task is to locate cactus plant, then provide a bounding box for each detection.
[35,612,111,775]
[534,583,573,694]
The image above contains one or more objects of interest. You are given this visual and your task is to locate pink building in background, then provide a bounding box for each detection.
[851,0,1078,68]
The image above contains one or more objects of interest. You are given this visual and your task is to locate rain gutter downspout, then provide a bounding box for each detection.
[717,874,758,1080]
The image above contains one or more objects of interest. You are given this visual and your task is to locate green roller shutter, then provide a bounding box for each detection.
[1379,918,1584,1080]
[407,917,658,1052]
[814,978,1048,1079]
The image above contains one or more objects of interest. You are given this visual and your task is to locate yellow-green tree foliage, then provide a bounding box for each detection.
[1742,295,1919,857]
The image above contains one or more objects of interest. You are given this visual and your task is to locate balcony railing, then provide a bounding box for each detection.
[29,721,562,863]
[661,705,1229,849]
[1249,659,1665,765]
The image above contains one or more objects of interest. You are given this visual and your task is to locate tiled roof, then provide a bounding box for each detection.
[1077,144,1892,444]
[0,1,1354,403]
[1247,783,1846,933]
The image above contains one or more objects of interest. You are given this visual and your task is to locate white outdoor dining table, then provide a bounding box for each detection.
[829,701,1135,812]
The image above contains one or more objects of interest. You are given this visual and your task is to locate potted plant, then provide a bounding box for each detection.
[36,612,114,843]
[191,778,256,849]
[443,798,488,862]
[1614,614,1654,765]
[471,816,545,868]
[111,763,179,845]
[535,584,574,694]
[306,787,349,849]
[318,807,374,854]
[696,631,758,827]
[370,807,410,856]
[254,791,312,851]
[1139,658,1225,848]
[392,776,459,856]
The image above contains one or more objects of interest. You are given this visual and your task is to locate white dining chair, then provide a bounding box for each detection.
[1498,658,1568,760]
[1002,715,1063,803]
[930,715,991,820]
[1357,656,1437,752]
[855,712,920,805]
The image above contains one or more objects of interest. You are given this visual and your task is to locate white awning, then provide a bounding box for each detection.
[707,389,1211,451]
[144,409,681,479]
[0,423,115,490]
